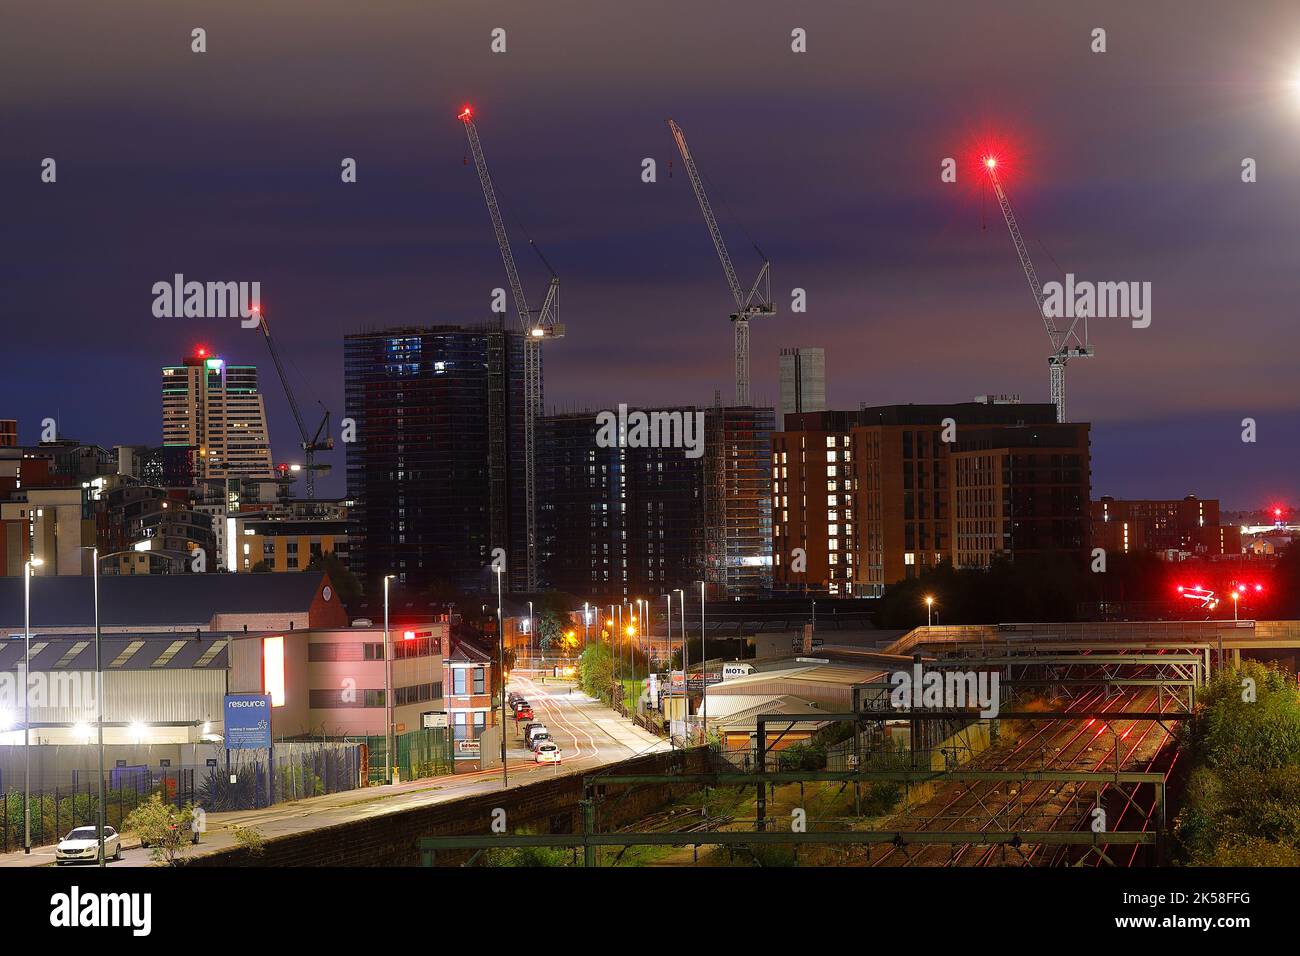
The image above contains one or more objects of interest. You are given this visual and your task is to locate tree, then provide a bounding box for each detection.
[304,552,362,607]
[124,794,197,866]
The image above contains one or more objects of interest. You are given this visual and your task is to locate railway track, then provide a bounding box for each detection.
[870,662,1177,867]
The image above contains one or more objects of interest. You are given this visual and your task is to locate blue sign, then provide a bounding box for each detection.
[224,694,272,750]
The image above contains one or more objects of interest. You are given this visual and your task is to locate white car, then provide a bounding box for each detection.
[535,742,562,764]
[56,825,121,864]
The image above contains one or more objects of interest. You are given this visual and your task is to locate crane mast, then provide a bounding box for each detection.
[459,107,562,591]
[984,159,1092,423]
[668,119,774,406]
[253,306,333,499]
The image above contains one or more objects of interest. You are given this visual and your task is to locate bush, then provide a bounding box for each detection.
[482,846,572,867]
[233,826,266,858]
[124,794,197,866]
[1176,661,1300,864]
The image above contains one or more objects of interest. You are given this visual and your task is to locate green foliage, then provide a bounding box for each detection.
[1193,662,1300,772]
[535,609,564,652]
[860,781,902,816]
[304,552,362,607]
[1176,661,1300,864]
[232,825,266,858]
[124,794,196,866]
[776,742,827,772]
[578,643,616,705]
[482,845,572,867]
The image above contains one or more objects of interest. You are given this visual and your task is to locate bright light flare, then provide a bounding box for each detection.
[984,156,997,169]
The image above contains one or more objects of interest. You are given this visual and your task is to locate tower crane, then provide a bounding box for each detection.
[668,119,774,406]
[459,105,562,592]
[251,305,334,499]
[982,156,1093,423]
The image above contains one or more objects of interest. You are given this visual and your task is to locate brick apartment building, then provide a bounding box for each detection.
[1091,494,1242,558]
[772,401,1091,596]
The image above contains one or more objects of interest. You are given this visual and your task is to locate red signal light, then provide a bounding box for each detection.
[458,105,472,121]
[1255,584,1264,592]
[984,156,997,169]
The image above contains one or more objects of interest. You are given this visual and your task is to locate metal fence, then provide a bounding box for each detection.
[0,741,364,852]
[349,728,453,786]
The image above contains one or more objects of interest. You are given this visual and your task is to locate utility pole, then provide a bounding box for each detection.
[496,567,508,787]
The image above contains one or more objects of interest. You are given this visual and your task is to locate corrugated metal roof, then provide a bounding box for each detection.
[0,633,229,671]
[710,695,829,731]
[0,573,328,630]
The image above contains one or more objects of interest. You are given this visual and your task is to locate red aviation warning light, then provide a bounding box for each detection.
[984,155,997,170]
[457,105,473,121]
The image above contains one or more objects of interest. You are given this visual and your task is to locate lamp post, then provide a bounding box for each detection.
[582,601,589,650]
[925,595,935,627]
[23,556,43,854]
[78,547,105,865]
[674,588,687,739]
[699,581,707,741]
[527,600,534,665]
[496,566,507,788]
[383,574,395,785]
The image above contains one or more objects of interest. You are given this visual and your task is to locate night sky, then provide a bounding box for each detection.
[3,0,1299,508]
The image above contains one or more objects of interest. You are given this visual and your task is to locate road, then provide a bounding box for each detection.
[0,677,670,868]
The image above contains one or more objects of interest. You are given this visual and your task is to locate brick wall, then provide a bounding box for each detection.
[189,748,712,867]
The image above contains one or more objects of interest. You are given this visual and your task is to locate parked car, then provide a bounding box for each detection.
[56,826,121,864]
[529,733,553,751]
[534,741,562,764]
[524,723,549,746]
[514,706,534,721]
[508,692,524,705]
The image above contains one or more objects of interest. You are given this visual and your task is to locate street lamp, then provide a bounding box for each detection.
[496,565,507,788]
[674,588,687,739]
[1231,590,1240,622]
[582,601,589,650]
[23,556,43,854]
[527,600,534,664]
[925,595,935,627]
[78,546,105,866]
[383,574,395,785]
[698,581,707,741]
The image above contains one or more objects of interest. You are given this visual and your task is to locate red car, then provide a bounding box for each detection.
[514,706,534,721]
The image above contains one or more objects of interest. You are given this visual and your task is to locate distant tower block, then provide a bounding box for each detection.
[779,347,826,422]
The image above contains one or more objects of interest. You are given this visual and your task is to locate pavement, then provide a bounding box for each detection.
[0,677,670,868]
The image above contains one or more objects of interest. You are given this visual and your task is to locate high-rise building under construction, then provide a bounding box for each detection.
[343,325,529,594]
